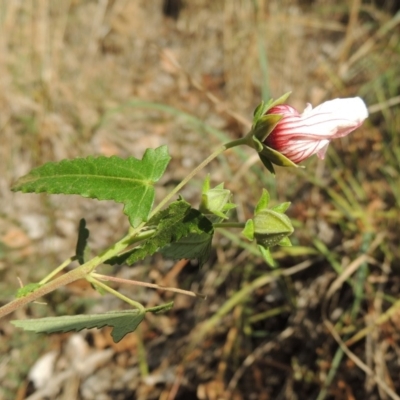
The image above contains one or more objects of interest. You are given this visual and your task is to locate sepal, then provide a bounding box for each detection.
[252,114,283,142]
[252,92,292,128]
[242,190,294,265]
[199,175,235,221]
[247,92,304,171]
[255,188,270,214]
[241,219,255,241]
[253,209,294,248]
[264,92,292,113]
[259,145,300,168]
[258,245,275,267]
[271,202,291,213]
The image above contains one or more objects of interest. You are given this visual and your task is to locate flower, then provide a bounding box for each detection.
[262,97,369,164]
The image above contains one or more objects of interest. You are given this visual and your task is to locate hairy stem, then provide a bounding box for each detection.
[0,230,138,319]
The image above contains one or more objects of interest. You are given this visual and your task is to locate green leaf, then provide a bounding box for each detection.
[12,310,145,343]
[75,219,90,265]
[16,283,42,298]
[160,232,213,267]
[107,200,214,266]
[255,189,270,214]
[12,146,171,227]
[242,219,255,241]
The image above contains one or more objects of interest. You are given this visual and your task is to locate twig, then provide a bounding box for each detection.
[91,273,206,299]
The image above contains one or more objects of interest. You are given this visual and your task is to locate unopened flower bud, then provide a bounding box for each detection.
[252,209,294,248]
[200,176,235,220]
[263,97,368,164]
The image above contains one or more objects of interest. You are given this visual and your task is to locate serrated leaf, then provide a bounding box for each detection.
[12,310,145,342]
[12,146,171,227]
[75,219,90,265]
[271,202,291,213]
[106,200,214,266]
[255,189,270,214]
[160,232,213,267]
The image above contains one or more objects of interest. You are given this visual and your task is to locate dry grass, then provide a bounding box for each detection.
[0,0,400,399]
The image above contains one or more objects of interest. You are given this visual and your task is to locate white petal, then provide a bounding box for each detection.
[316,142,330,159]
[302,103,313,115]
[310,97,368,123]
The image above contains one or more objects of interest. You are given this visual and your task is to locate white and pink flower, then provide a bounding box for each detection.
[263,97,369,164]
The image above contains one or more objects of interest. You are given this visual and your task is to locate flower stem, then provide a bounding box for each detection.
[213,222,245,229]
[92,273,206,299]
[150,138,247,218]
[39,257,74,285]
[87,275,145,312]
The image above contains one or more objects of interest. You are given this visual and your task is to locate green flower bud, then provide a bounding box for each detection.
[253,209,294,248]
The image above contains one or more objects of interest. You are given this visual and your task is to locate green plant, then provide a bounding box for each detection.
[0,93,367,343]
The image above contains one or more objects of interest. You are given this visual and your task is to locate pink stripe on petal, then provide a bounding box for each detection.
[263,96,368,164]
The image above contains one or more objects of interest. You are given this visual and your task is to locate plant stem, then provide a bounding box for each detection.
[0,138,248,319]
[87,275,145,311]
[213,222,245,229]
[0,266,86,319]
[150,138,248,218]
[0,229,137,319]
[92,272,206,299]
[39,257,74,285]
